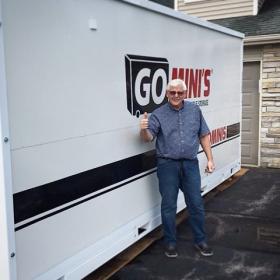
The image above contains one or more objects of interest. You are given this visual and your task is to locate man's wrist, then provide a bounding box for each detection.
[140,129,153,142]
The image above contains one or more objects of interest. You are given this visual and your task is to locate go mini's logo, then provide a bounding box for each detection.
[125,54,169,118]
[125,54,213,117]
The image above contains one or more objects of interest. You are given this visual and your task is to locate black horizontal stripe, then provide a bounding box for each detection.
[15,170,156,231]
[13,150,156,224]
[14,122,240,230]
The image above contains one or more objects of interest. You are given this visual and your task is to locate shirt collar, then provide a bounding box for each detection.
[168,100,185,111]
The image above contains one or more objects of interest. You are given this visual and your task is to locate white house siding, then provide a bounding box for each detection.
[177,0,254,20]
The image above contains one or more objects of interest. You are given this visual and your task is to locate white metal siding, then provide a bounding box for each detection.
[2,0,243,278]
[177,0,254,20]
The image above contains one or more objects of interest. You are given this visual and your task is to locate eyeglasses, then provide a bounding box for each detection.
[168,91,185,97]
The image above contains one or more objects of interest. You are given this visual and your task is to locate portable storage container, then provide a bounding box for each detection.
[0,0,243,279]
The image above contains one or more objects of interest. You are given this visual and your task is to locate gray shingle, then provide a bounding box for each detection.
[211,0,280,36]
[149,0,174,9]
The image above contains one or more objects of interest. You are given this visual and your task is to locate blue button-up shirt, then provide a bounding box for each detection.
[148,101,210,160]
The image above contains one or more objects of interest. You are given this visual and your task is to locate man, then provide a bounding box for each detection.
[140,79,215,258]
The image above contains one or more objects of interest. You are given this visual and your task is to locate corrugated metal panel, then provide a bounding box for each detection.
[177,0,254,20]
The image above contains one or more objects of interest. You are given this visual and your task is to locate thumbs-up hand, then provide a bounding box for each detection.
[140,112,149,130]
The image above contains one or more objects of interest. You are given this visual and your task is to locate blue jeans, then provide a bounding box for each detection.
[157,158,206,246]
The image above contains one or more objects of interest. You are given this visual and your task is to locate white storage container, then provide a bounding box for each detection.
[0,0,243,279]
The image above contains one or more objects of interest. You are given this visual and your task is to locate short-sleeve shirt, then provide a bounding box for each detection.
[148,101,210,160]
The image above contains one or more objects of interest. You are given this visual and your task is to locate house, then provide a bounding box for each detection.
[175,0,266,20]
[174,0,280,168]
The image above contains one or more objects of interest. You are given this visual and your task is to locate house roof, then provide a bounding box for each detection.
[211,0,280,37]
[149,0,174,9]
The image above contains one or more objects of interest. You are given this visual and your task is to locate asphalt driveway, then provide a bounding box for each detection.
[110,168,280,280]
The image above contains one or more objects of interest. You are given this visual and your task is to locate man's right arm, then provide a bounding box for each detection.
[140,112,153,142]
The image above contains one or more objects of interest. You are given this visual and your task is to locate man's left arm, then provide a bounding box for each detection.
[200,134,215,173]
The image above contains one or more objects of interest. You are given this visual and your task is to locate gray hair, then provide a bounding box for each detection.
[166,79,187,91]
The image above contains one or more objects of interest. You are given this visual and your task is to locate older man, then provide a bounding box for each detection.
[140,79,214,257]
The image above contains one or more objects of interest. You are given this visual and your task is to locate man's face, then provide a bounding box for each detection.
[166,85,187,109]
